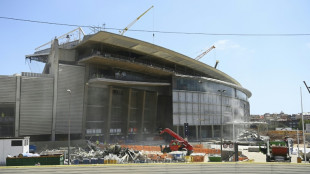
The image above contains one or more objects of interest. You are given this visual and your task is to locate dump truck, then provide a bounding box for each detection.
[259,138,292,162]
[159,128,193,155]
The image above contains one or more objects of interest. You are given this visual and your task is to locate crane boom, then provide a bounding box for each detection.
[195,45,215,60]
[120,5,154,35]
[160,128,193,151]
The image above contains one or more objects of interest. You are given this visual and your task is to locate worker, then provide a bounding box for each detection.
[1,112,4,118]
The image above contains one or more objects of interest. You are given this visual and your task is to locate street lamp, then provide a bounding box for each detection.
[66,89,71,165]
[300,85,308,163]
[198,80,202,144]
[218,89,225,161]
[303,81,310,162]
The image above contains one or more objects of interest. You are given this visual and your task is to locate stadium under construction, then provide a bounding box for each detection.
[0,29,251,143]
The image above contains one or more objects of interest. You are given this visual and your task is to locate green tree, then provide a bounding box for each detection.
[298,119,310,130]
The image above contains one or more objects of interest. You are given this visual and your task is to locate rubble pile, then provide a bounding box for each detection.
[39,141,238,164]
[40,141,149,164]
[237,131,268,145]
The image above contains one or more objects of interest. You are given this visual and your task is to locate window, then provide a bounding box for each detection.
[11,140,22,146]
[24,139,28,146]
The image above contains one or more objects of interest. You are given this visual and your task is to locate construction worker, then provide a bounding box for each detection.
[1,112,4,118]
[96,139,99,146]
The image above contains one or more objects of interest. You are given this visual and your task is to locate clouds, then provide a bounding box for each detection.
[213,39,255,58]
[214,40,241,50]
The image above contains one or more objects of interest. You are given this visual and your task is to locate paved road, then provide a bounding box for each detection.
[1,163,310,174]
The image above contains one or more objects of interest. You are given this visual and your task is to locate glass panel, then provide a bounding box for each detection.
[173,103,179,113]
[172,91,178,102]
[186,103,192,113]
[236,90,247,101]
[180,103,186,114]
[192,93,198,103]
[173,115,179,125]
[179,92,186,102]
[193,104,199,114]
[11,140,23,146]
[180,115,187,124]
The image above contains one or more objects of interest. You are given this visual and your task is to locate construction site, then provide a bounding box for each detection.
[0,5,310,169]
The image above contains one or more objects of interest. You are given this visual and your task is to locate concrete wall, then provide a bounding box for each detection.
[56,64,85,134]
[0,76,16,102]
[59,49,75,62]
[19,77,54,135]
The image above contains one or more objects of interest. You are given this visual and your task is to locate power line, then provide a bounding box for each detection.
[1,16,310,36]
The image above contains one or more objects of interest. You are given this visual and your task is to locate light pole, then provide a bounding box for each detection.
[198,80,202,144]
[218,89,225,161]
[303,81,310,162]
[300,85,307,163]
[66,89,71,165]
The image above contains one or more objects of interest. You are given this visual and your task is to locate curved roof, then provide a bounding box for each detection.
[77,31,251,97]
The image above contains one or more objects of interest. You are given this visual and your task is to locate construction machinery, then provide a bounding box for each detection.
[195,45,215,61]
[119,5,154,35]
[259,138,292,162]
[159,128,193,155]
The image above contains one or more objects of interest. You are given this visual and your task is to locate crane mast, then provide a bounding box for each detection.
[120,5,154,35]
[195,45,215,61]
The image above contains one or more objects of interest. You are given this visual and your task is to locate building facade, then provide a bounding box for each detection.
[0,31,251,142]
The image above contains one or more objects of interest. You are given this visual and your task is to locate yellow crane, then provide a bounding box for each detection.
[120,5,154,35]
[195,45,215,61]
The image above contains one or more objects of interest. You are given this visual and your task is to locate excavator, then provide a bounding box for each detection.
[159,128,193,155]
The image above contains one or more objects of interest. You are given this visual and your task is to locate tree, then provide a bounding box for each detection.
[298,119,310,130]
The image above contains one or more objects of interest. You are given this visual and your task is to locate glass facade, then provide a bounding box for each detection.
[172,76,250,127]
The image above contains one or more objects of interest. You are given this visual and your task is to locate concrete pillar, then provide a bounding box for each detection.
[196,125,199,141]
[81,65,89,139]
[51,39,59,141]
[152,92,159,133]
[139,91,146,140]
[14,76,21,137]
[126,88,132,137]
[106,86,113,143]
[211,125,214,138]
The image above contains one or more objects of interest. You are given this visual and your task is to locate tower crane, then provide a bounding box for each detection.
[119,5,154,35]
[195,45,215,61]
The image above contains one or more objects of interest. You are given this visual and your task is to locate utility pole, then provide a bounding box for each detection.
[218,90,225,161]
[199,80,202,144]
[67,89,72,165]
[303,81,309,162]
[300,87,307,163]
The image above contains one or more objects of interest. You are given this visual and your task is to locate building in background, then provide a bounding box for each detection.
[0,30,251,142]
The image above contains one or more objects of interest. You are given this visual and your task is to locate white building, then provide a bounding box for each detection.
[0,137,29,165]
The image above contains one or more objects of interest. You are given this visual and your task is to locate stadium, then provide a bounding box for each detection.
[0,30,251,143]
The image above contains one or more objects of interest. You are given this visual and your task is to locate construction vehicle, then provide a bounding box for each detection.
[159,128,193,155]
[195,45,215,61]
[259,138,292,162]
[119,5,154,35]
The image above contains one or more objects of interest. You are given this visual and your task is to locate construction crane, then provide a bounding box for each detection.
[119,5,154,35]
[195,45,215,61]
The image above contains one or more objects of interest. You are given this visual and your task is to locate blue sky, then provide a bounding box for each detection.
[0,0,309,115]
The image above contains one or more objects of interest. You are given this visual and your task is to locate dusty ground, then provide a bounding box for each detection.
[238,144,310,163]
